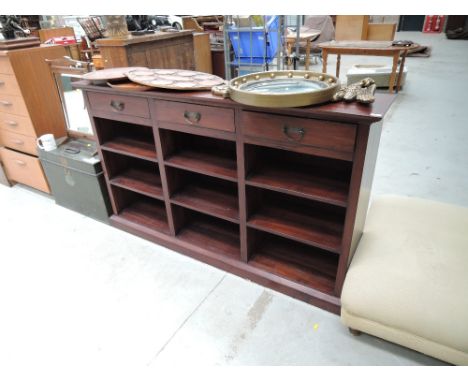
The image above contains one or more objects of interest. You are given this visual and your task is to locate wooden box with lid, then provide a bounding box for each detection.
[75,80,395,313]
[0,44,68,193]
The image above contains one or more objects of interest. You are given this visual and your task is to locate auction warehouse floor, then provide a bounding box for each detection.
[1,32,467,374]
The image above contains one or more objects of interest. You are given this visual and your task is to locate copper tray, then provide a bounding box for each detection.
[127,69,225,90]
[82,67,148,84]
[106,80,152,91]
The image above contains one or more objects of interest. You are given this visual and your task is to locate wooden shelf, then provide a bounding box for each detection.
[246,166,349,207]
[171,183,239,223]
[249,234,338,294]
[177,214,240,260]
[110,168,164,200]
[101,137,157,162]
[117,199,170,235]
[165,149,237,181]
[247,204,343,254]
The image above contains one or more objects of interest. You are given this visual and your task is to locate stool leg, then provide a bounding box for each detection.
[349,328,362,336]
[321,49,328,73]
[336,54,341,78]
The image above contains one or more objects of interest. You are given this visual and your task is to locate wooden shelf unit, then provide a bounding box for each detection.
[78,82,394,314]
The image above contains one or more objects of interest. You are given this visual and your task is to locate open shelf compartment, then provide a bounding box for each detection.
[110,186,170,235]
[167,167,239,223]
[160,129,237,182]
[245,144,352,207]
[246,187,345,254]
[94,118,157,162]
[103,151,163,200]
[248,229,339,294]
[174,206,241,260]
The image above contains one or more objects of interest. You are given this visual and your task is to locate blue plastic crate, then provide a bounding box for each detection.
[227,16,280,65]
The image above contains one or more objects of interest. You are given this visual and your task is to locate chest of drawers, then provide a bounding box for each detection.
[77,81,395,313]
[0,45,67,193]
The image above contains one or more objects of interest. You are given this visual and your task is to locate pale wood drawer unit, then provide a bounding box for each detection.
[0,112,36,136]
[87,91,151,120]
[241,111,357,160]
[0,74,21,96]
[0,129,38,156]
[0,45,67,193]
[154,100,235,133]
[0,56,14,75]
[0,94,29,116]
[0,147,50,193]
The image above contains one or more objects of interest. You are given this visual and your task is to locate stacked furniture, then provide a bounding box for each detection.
[341,195,468,365]
[0,44,67,193]
[76,81,394,313]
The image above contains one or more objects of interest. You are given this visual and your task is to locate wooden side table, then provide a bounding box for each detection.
[319,40,411,93]
[286,30,321,70]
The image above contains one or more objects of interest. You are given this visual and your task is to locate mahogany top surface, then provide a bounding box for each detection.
[74,80,396,123]
[95,30,193,47]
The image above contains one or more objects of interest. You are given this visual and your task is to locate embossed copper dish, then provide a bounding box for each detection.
[212,70,340,108]
[127,69,225,90]
[81,67,148,84]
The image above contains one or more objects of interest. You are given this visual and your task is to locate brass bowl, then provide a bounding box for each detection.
[213,70,339,108]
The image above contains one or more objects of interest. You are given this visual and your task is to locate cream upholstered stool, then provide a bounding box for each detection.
[341,195,468,365]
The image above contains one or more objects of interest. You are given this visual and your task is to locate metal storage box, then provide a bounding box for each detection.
[38,138,111,223]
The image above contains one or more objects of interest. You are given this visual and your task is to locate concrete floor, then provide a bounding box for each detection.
[1,32,465,373]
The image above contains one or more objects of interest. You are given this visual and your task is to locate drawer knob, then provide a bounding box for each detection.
[5,120,17,127]
[14,159,26,166]
[283,126,305,142]
[184,111,201,124]
[0,100,12,106]
[110,100,125,112]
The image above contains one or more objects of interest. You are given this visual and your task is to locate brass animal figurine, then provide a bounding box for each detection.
[333,77,377,104]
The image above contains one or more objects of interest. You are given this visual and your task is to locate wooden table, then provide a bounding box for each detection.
[286,29,321,70]
[319,40,412,93]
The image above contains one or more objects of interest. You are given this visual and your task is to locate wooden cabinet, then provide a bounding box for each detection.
[0,45,68,193]
[96,31,196,70]
[77,81,395,314]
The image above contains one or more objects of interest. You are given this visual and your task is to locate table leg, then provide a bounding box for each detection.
[389,52,399,93]
[322,49,328,73]
[305,39,311,70]
[287,42,292,70]
[336,54,341,78]
[396,49,407,93]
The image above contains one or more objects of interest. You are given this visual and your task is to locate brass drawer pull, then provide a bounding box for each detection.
[14,159,26,166]
[110,100,125,112]
[5,120,17,127]
[283,125,305,142]
[11,139,24,145]
[184,111,201,124]
[0,100,12,106]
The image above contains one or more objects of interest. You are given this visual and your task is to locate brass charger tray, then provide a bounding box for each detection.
[213,70,340,108]
[127,69,225,90]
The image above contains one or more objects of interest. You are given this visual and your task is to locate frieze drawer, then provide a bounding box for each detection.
[87,92,150,120]
[241,111,356,159]
[154,100,235,133]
